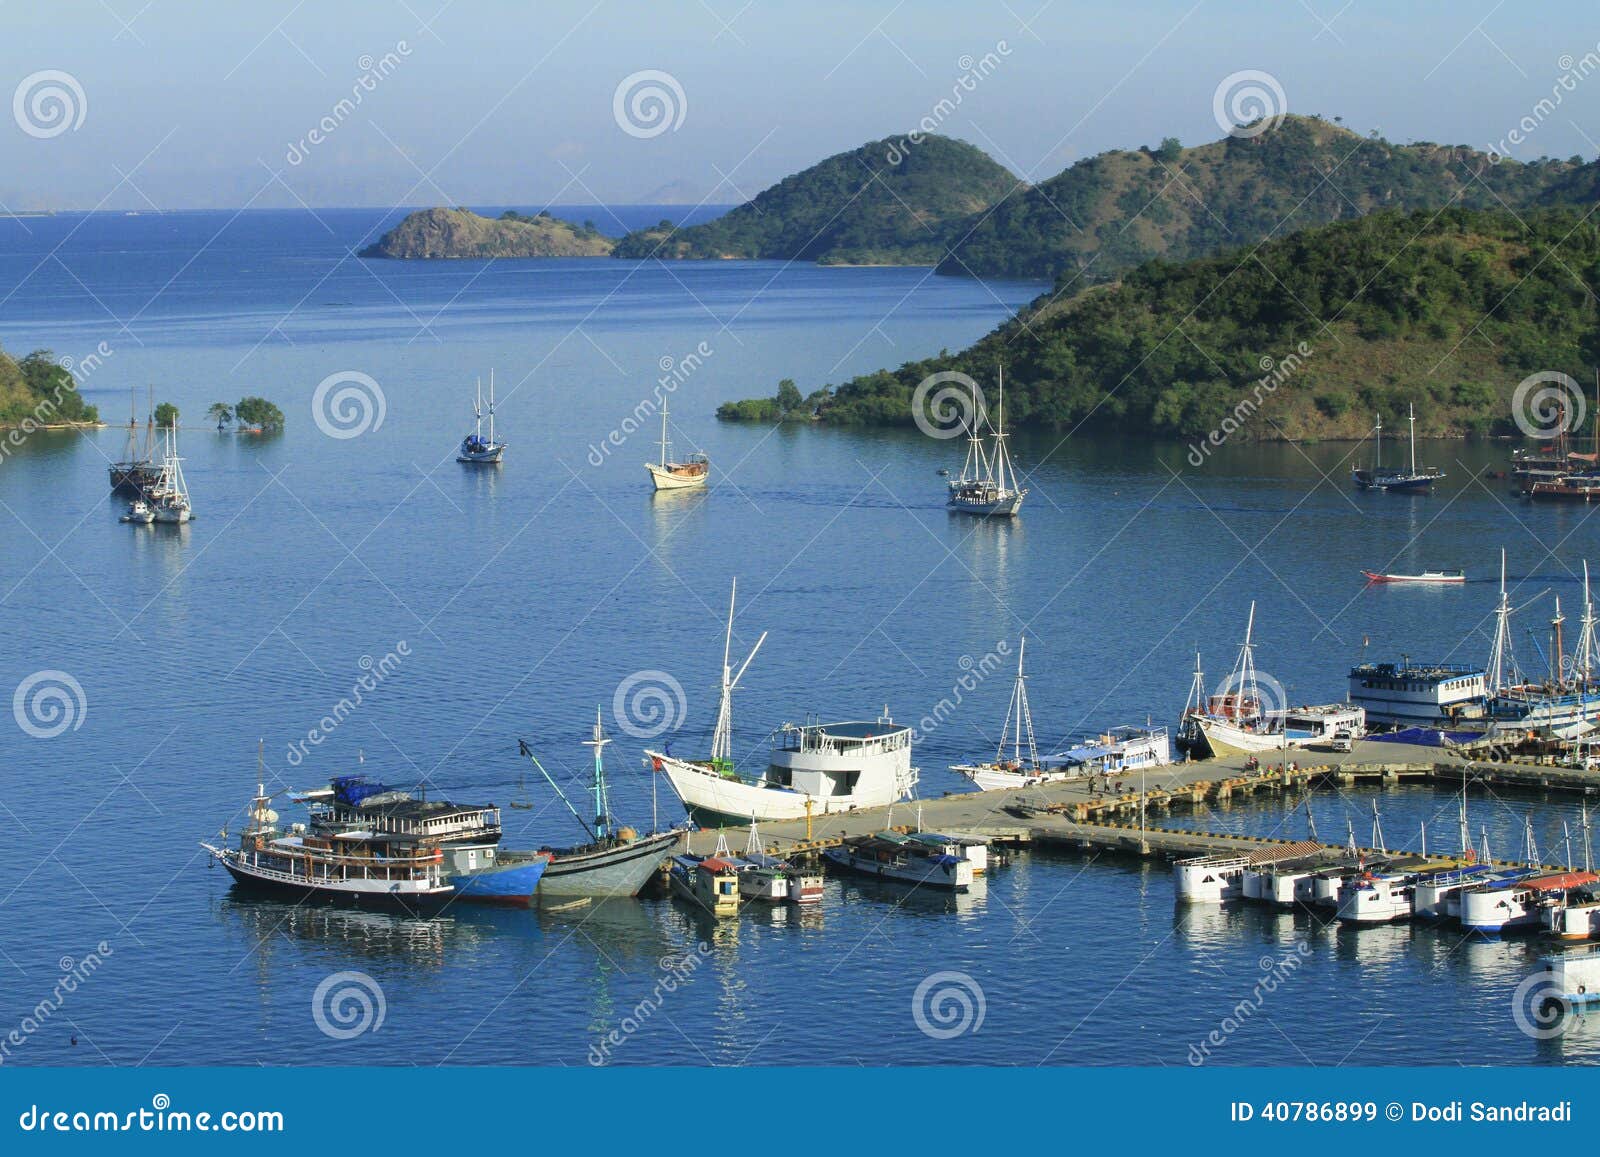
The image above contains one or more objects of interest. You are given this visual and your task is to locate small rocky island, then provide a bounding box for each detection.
[360,207,615,259]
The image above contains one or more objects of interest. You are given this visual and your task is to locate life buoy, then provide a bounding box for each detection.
[652,757,664,772]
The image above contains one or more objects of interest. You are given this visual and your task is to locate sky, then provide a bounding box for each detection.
[4,0,1600,210]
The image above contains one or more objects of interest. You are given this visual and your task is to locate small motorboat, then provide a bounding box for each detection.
[119,498,155,524]
[1361,569,1465,585]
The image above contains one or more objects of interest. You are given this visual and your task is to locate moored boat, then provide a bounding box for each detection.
[644,397,708,490]
[946,366,1026,517]
[1351,405,1443,491]
[669,854,740,916]
[823,834,973,892]
[1360,569,1464,584]
[456,371,506,464]
[1461,870,1599,934]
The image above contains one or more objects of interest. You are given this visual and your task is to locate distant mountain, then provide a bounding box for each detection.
[360,207,615,258]
[612,135,1018,265]
[720,206,1600,441]
[939,115,1586,283]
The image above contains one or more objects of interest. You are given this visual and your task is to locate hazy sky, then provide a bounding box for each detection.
[6,0,1600,210]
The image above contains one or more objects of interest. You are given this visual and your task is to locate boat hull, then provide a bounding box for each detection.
[822,845,972,891]
[947,492,1024,516]
[653,751,912,824]
[646,462,708,490]
[449,854,550,906]
[535,830,681,899]
[212,854,453,915]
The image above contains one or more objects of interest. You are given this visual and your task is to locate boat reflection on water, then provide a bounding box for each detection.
[215,893,496,967]
[828,873,989,917]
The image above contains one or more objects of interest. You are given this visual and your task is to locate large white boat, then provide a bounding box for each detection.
[1461,870,1598,933]
[947,366,1026,517]
[645,397,708,490]
[457,372,506,464]
[1184,603,1364,757]
[648,580,918,824]
[149,425,193,523]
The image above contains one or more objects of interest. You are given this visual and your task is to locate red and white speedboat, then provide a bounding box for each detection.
[1361,569,1464,585]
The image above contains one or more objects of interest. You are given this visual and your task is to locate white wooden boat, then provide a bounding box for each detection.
[149,425,193,523]
[645,398,708,490]
[1173,854,1248,902]
[648,579,917,823]
[947,366,1026,516]
[1335,871,1414,923]
[1360,569,1464,584]
[457,371,506,464]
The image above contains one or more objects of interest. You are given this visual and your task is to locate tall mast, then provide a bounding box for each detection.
[473,378,484,441]
[710,579,767,767]
[659,397,671,469]
[488,369,496,445]
[582,705,612,840]
[1552,596,1566,687]
[1408,403,1417,475]
[1458,775,1471,857]
[1576,561,1598,685]
[994,364,1009,494]
[1486,549,1517,694]
[1231,602,1261,722]
[1183,650,1205,717]
[997,637,1038,768]
[1373,413,1382,472]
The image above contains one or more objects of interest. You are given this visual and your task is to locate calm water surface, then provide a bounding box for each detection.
[2,210,1599,1066]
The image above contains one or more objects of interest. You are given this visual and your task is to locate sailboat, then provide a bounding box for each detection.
[457,371,506,464]
[149,424,193,523]
[1352,404,1443,491]
[1479,549,1600,738]
[109,387,160,493]
[947,367,1027,516]
[648,579,918,824]
[644,397,708,490]
[516,710,682,899]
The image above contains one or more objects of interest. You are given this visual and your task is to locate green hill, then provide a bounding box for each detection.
[360,207,615,258]
[612,135,1018,265]
[719,207,1600,441]
[939,115,1584,284]
[0,346,98,427]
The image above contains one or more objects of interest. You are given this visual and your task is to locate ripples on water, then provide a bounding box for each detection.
[2,211,1598,1065]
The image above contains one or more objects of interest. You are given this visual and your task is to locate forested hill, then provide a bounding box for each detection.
[939,115,1587,283]
[611,135,1018,265]
[719,207,1600,442]
[0,346,98,427]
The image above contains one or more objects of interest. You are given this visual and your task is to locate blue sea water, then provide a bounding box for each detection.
[1,208,1598,1067]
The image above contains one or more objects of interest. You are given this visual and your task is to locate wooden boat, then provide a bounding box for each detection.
[1351,406,1443,491]
[1361,569,1464,584]
[457,371,506,464]
[645,398,708,490]
[822,834,973,892]
[669,854,740,916]
[947,366,1026,516]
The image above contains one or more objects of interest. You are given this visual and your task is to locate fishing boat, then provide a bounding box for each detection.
[517,714,683,899]
[713,831,788,902]
[648,580,918,824]
[644,397,708,490]
[456,372,506,464]
[119,498,155,525]
[1183,603,1364,756]
[1351,405,1443,491]
[296,773,552,905]
[1525,473,1600,502]
[149,425,193,523]
[947,366,1026,517]
[739,822,824,904]
[906,831,990,875]
[1478,552,1600,739]
[822,834,973,892]
[1360,569,1464,584]
[668,854,740,916]
[202,774,454,914]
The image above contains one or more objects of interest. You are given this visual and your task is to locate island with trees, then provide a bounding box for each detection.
[360,207,615,259]
[0,347,99,428]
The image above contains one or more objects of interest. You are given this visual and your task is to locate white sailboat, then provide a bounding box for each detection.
[457,371,506,464]
[149,424,193,523]
[644,398,708,490]
[947,366,1026,516]
[647,579,917,824]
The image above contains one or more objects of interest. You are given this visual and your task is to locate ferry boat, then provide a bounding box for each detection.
[1351,406,1443,491]
[669,854,740,916]
[517,715,682,899]
[1461,870,1598,934]
[823,834,973,892]
[1360,569,1464,584]
[946,366,1026,517]
[644,397,709,490]
[456,372,506,464]
[1348,660,1488,729]
[203,778,454,914]
[1173,854,1248,902]
[1335,869,1415,924]
[648,581,917,824]
[1184,604,1365,757]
